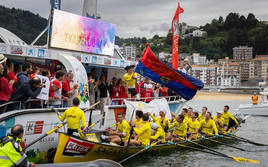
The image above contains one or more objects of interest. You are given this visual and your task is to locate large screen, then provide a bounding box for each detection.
[50,9,116,56]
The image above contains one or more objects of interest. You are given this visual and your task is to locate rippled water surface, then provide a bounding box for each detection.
[124,100,268,167]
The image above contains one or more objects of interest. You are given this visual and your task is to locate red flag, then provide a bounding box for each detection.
[172,3,184,70]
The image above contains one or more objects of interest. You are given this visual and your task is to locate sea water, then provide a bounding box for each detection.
[125,99,268,167]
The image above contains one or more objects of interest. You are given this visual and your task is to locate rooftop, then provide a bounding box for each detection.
[252,57,268,61]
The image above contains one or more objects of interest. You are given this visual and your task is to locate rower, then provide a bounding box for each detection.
[198,106,207,122]
[166,115,187,142]
[199,112,218,137]
[170,112,177,124]
[150,123,166,143]
[187,112,200,140]
[213,111,225,133]
[148,110,170,133]
[124,114,151,147]
[101,112,130,145]
[132,110,143,128]
[252,92,258,105]
[57,97,86,138]
[221,105,239,131]
[187,107,193,119]
[181,108,189,124]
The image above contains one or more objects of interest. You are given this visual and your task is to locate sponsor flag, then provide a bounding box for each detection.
[172,2,184,70]
[135,46,204,100]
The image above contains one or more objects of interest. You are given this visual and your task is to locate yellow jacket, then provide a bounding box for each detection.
[198,114,206,123]
[150,114,170,131]
[0,136,29,167]
[169,121,188,137]
[188,119,200,133]
[221,111,238,126]
[183,115,190,124]
[134,121,151,146]
[213,116,225,131]
[134,118,143,128]
[200,119,218,136]
[58,107,86,130]
[151,126,166,143]
[122,72,137,88]
[116,120,130,141]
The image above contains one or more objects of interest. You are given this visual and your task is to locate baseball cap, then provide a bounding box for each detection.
[160,109,167,115]
[124,65,135,71]
[151,123,158,130]
[0,54,7,64]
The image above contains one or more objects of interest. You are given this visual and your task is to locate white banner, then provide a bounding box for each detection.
[36,75,50,100]
[124,98,172,121]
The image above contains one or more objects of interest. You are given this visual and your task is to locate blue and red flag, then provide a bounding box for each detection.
[135,46,204,100]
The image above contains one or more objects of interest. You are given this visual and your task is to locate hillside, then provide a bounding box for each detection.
[117,13,268,60]
[0,5,47,45]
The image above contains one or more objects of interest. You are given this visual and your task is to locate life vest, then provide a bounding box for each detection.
[252,95,258,104]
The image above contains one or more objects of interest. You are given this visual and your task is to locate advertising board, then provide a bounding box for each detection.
[50,9,116,56]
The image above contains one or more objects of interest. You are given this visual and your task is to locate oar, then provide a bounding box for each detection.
[186,140,260,164]
[202,136,252,152]
[23,122,66,151]
[119,142,159,164]
[228,115,250,132]
[84,101,100,112]
[83,117,104,134]
[169,142,230,157]
[126,104,136,148]
[224,133,268,146]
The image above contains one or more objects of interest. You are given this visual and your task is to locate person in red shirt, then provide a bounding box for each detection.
[6,61,17,93]
[140,78,153,102]
[29,66,40,79]
[117,79,127,105]
[159,86,169,100]
[0,64,15,113]
[49,71,65,108]
[62,72,78,107]
[109,77,118,105]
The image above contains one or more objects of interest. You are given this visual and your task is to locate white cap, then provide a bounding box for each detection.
[151,123,158,130]
[184,58,188,62]
[0,54,7,64]
[160,109,167,115]
[217,111,222,114]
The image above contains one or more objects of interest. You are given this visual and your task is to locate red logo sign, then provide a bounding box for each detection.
[63,137,94,156]
[26,121,44,135]
[34,121,44,134]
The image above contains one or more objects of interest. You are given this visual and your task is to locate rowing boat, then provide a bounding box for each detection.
[53,130,239,163]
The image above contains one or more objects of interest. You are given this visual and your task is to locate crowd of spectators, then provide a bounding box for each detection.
[0,54,179,114]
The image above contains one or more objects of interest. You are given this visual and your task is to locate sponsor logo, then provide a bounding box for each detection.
[95,146,129,155]
[160,76,170,84]
[26,121,44,135]
[63,137,94,156]
[39,137,55,143]
[92,56,97,64]
[104,57,111,65]
[27,48,35,57]
[0,44,7,54]
[10,46,23,55]
[37,49,45,58]
[120,60,125,67]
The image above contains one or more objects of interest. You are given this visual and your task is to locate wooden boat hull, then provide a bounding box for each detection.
[54,133,235,163]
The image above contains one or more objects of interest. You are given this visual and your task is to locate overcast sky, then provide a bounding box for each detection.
[0,0,267,38]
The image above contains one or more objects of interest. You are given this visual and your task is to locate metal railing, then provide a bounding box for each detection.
[0,96,182,113]
[0,99,69,113]
[110,96,181,103]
